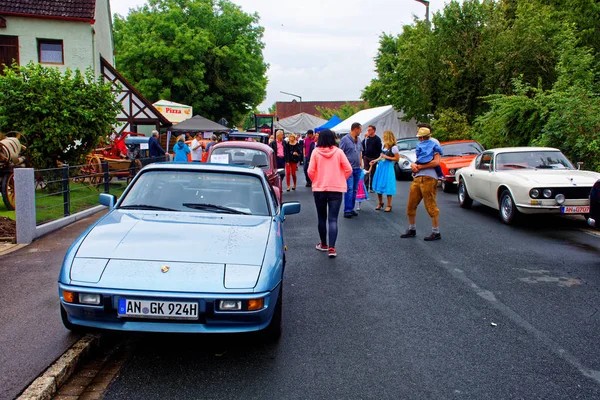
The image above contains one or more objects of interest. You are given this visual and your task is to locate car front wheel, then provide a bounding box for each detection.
[441,180,454,193]
[457,180,473,208]
[499,190,519,224]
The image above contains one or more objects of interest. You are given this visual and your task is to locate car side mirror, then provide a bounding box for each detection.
[277,168,285,177]
[577,162,584,170]
[99,193,117,209]
[281,201,301,218]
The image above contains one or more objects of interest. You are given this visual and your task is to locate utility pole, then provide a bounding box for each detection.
[280,91,302,113]
[414,0,430,29]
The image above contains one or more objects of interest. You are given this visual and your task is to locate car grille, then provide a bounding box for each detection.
[548,187,592,200]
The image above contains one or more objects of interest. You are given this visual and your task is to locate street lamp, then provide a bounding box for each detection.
[280,91,302,113]
[414,0,430,28]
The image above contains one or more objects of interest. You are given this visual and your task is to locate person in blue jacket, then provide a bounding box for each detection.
[149,130,167,161]
[173,135,191,162]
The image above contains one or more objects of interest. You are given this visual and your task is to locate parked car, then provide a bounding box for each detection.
[207,141,283,202]
[394,137,419,180]
[588,179,600,229]
[456,147,600,224]
[439,140,484,192]
[58,162,300,341]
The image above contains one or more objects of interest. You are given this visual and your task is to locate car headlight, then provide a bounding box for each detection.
[79,293,101,305]
[543,189,552,198]
[555,194,565,205]
[218,300,242,311]
[449,168,456,175]
[530,189,540,198]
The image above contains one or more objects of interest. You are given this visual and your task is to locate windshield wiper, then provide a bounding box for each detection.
[182,203,250,215]
[119,204,178,211]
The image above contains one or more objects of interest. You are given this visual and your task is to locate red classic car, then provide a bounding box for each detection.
[439,140,484,192]
[207,140,283,202]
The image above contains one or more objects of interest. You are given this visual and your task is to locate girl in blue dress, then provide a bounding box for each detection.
[370,130,400,212]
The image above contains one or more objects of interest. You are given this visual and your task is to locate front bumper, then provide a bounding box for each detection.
[58,283,280,333]
[516,199,589,215]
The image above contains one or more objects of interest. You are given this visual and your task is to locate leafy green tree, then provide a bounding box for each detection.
[0,63,120,170]
[113,0,268,126]
[316,103,368,121]
[431,109,472,142]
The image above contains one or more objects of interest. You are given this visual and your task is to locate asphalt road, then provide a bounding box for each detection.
[93,176,600,398]
[0,213,105,400]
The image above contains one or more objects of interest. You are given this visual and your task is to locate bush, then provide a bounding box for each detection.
[431,108,472,142]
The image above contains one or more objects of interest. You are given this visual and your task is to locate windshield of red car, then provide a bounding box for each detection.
[441,142,484,157]
[119,170,270,216]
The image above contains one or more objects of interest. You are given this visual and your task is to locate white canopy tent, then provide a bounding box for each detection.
[274,112,327,134]
[331,105,418,139]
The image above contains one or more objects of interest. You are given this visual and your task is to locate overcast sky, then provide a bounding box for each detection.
[109,0,451,111]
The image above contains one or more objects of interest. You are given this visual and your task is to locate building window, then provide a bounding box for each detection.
[38,39,63,64]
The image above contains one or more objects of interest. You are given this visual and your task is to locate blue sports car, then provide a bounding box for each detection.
[58,162,300,341]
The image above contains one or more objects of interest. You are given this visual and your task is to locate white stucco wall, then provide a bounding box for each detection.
[3,16,95,74]
[93,0,115,73]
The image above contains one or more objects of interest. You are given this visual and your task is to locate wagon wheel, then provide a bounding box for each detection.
[88,155,103,186]
[2,172,15,210]
[70,166,86,184]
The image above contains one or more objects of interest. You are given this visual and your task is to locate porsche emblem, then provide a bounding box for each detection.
[161,266,170,273]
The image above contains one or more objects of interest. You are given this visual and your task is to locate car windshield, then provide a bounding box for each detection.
[442,142,484,157]
[119,170,270,216]
[209,148,271,169]
[397,139,419,151]
[496,151,575,171]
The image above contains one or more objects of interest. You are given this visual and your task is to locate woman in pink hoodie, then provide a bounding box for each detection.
[307,129,353,258]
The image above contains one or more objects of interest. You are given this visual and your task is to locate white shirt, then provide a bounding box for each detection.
[191,138,203,161]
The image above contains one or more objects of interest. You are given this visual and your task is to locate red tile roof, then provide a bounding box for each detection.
[0,0,96,21]
[275,100,368,119]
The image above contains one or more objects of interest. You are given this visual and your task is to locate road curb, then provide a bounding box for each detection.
[17,333,102,400]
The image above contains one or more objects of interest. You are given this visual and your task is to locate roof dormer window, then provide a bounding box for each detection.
[38,39,63,64]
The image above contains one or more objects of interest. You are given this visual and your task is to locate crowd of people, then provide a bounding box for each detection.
[148,124,442,259]
[307,123,442,259]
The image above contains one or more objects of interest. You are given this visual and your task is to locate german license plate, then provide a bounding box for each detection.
[560,206,590,214]
[118,299,198,320]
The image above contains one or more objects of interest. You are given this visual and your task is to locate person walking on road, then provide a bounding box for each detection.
[371,130,399,212]
[339,122,363,218]
[308,129,352,258]
[362,125,382,193]
[401,126,442,241]
[173,135,191,162]
[285,133,302,191]
[303,130,316,187]
[270,130,286,169]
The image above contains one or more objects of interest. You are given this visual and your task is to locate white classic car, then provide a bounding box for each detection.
[455,147,600,224]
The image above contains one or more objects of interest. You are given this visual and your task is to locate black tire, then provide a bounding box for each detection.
[441,180,454,193]
[394,163,402,181]
[261,285,282,342]
[457,179,473,208]
[499,190,519,224]
[60,304,85,333]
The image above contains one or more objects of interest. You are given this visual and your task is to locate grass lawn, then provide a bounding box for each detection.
[0,180,127,225]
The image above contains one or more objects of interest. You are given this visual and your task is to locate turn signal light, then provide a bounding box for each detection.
[247,299,264,311]
[63,290,76,303]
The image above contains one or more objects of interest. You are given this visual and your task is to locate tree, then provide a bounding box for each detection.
[316,103,368,121]
[113,0,268,126]
[0,63,121,170]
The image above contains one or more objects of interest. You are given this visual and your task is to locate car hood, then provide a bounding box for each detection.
[498,169,600,186]
[441,155,478,169]
[398,150,416,162]
[76,210,271,265]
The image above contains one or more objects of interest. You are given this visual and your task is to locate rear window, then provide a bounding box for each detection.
[210,147,271,169]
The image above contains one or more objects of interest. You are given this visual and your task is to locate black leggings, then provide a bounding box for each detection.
[313,191,343,248]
